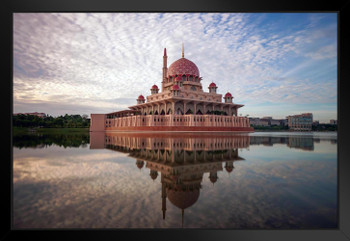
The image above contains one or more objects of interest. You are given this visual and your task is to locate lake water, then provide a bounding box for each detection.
[12,131,338,229]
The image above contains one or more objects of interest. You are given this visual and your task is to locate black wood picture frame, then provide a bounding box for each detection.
[3,0,350,240]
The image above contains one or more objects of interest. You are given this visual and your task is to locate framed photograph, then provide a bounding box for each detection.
[5,0,350,241]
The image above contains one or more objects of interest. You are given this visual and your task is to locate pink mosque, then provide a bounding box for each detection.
[90,45,254,132]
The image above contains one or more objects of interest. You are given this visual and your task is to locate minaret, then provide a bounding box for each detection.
[162,48,168,92]
[161,173,167,220]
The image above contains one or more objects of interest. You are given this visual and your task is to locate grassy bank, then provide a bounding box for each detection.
[13,127,89,135]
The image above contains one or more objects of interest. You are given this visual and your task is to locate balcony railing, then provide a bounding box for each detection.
[105,114,250,128]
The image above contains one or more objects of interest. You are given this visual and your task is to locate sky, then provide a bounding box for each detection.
[13,13,337,122]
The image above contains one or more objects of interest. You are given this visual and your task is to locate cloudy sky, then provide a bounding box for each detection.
[13,13,337,122]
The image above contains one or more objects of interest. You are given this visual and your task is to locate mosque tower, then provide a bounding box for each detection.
[161,173,167,220]
[162,48,168,92]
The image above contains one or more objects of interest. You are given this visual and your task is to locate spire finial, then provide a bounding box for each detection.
[182,43,184,58]
[164,48,167,56]
[182,209,184,227]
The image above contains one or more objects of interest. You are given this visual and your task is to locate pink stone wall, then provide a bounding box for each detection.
[105,115,251,128]
[105,126,254,132]
[89,131,106,149]
[90,114,106,132]
[91,113,253,132]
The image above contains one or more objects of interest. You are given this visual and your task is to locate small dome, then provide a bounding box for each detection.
[172,84,180,90]
[224,92,232,98]
[137,95,145,100]
[209,82,217,88]
[209,176,218,183]
[136,160,144,169]
[151,84,159,90]
[225,166,234,173]
[150,170,158,180]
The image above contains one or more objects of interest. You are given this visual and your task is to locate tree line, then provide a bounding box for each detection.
[13,114,90,128]
[13,132,90,149]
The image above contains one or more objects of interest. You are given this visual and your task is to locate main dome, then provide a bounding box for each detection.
[167,189,200,209]
[167,58,200,77]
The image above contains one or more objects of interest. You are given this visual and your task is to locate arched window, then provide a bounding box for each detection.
[182,75,186,82]
[186,109,193,115]
[189,75,193,81]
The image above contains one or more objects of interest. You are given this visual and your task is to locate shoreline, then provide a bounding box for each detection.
[12,126,337,136]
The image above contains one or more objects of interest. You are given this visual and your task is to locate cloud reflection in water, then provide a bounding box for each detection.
[13,132,337,228]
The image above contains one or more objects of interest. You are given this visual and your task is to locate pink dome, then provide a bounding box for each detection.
[209,82,217,88]
[225,166,233,173]
[151,84,159,89]
[136,160,144,169]
[172,84,180,90]
[167,58,200,77]
[138,95,145,100]
[209,176,218,183]
[224,92,232,98]
[167,189,200,210]
[150,171,158,180]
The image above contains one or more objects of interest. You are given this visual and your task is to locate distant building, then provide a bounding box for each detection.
[13,112,47,118]
[249,117,259,126]
[261,117,272,126]
[249,117,287,127]
[312,121,320,126]
[278,119,288,126]
[249,117,269,126]
[330,119,337,125]
[287,113,313,131]
[270,119,281,126]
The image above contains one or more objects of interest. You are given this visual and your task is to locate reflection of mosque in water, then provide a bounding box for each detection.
[89,132,324,226]
[90,132,250,226]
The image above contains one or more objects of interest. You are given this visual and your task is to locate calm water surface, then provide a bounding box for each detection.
[13,131,337,229]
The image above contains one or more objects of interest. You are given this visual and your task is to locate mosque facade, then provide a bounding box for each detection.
[90,45,254,132]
